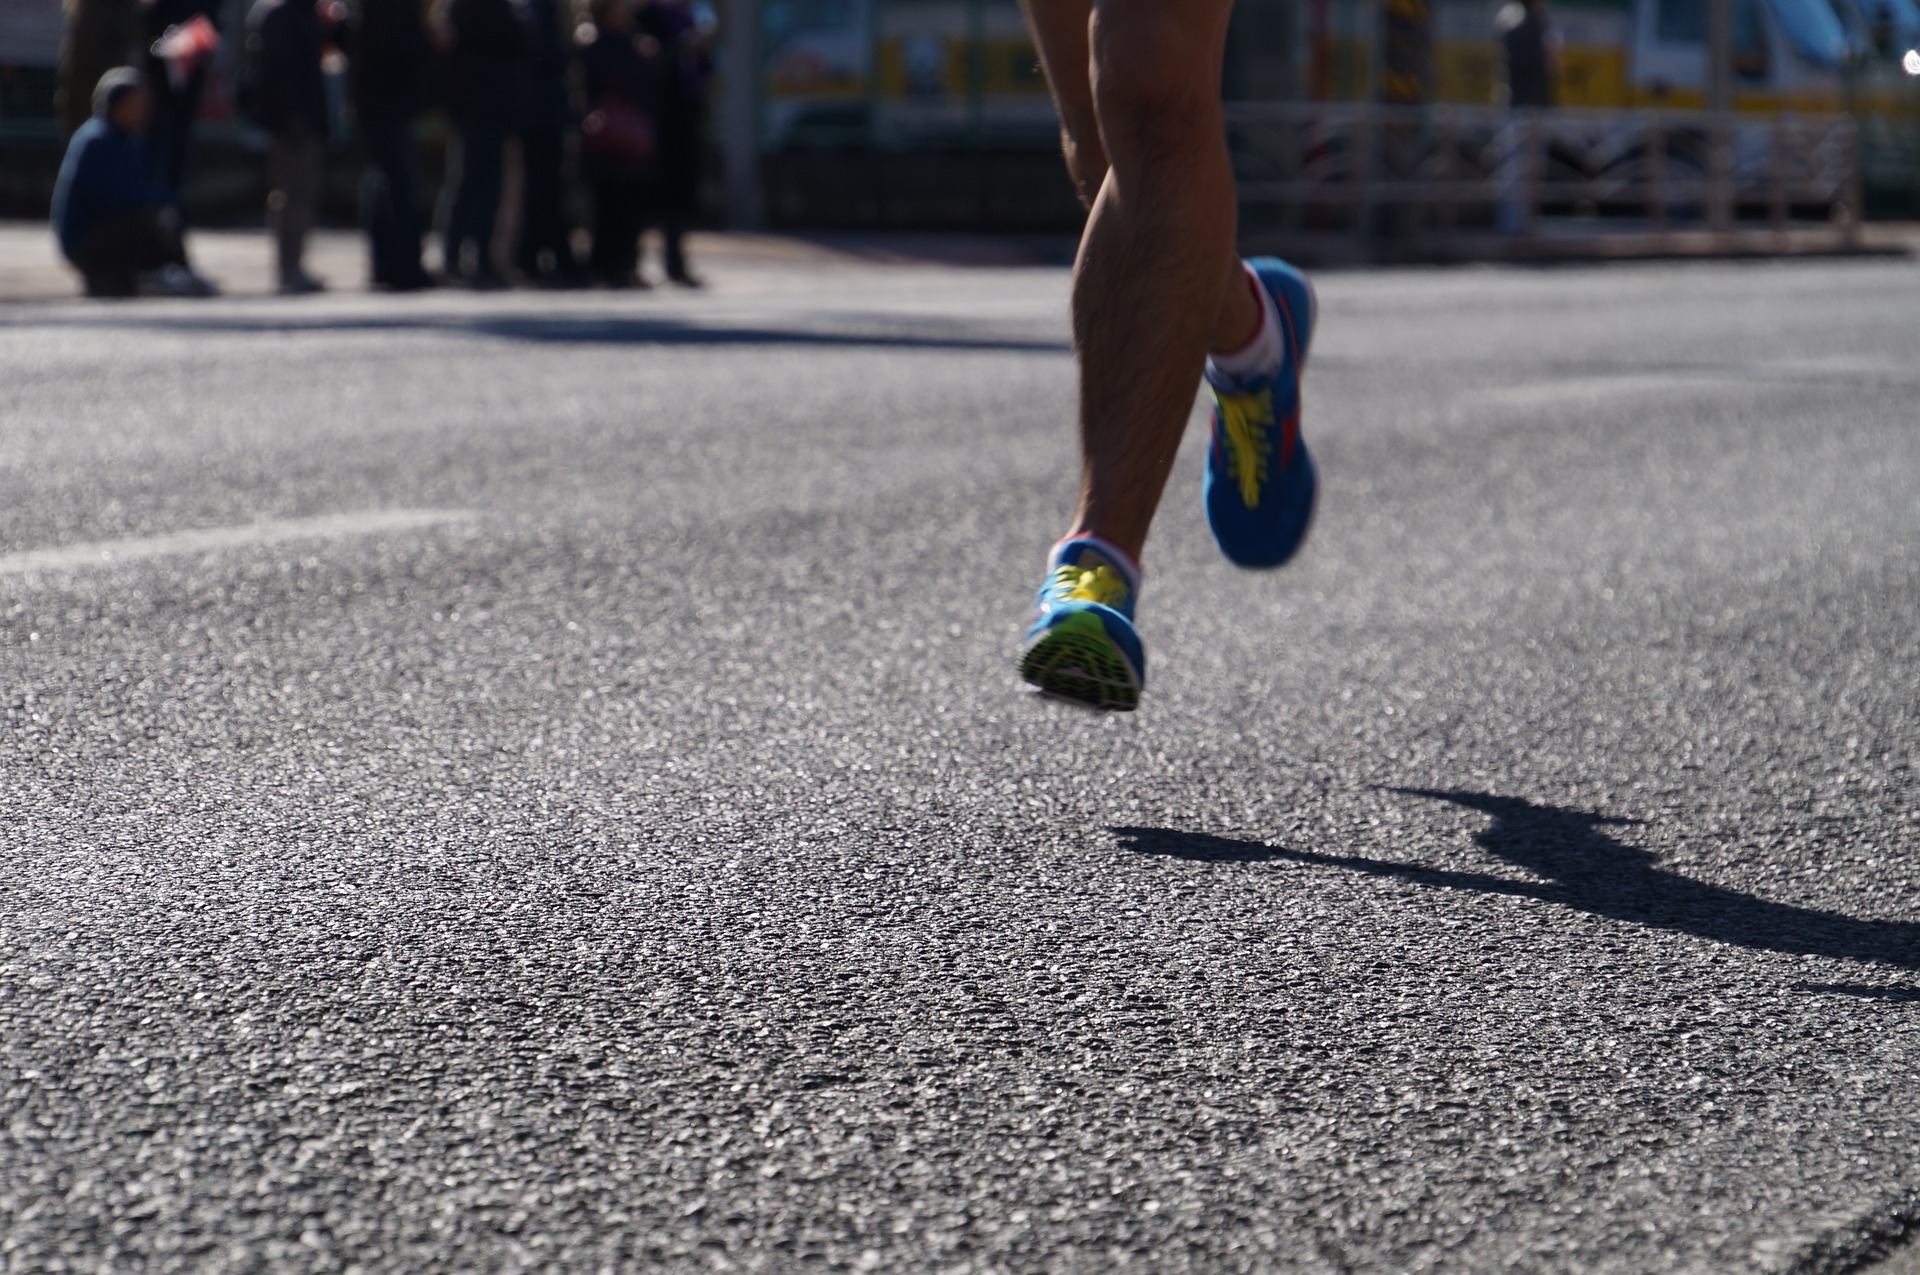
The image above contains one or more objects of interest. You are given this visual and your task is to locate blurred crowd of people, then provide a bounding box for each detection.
[51,0,713,298]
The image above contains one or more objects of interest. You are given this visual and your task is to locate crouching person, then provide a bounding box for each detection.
[51,68,218,298]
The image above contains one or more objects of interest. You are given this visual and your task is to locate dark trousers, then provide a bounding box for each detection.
[656,201,689,280]
[439,122,506,278]
[515,127,576,278]
[589,173,649,283]
[71,209,185,297]
[269,131,321,283]
[362,116,426,284]
[652,114,700,279]
[146,62,206,198]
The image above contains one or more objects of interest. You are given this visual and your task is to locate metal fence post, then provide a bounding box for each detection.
[1520,110,1542,241]
[1225,100,1859,259]
[1769,112,1789,242]
[1707,0,1733,237]
[1355,106,1379,262]
[1707,112,1734,238]
[1843,116,1865,249]
[1646,113,1669,239]
[720,0,765,230]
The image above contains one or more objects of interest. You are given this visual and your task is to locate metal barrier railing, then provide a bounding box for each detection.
[1224,102,1863,256]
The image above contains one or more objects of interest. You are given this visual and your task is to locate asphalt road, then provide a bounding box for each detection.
[2,253,1918,1273]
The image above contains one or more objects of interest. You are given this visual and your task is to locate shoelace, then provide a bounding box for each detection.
[1216,389,1275,508]
[1049,563,1130,609]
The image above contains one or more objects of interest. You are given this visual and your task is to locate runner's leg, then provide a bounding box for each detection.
[1019,0,1106,206]
[1017,0,1277,710]
[1021,0,1260,562]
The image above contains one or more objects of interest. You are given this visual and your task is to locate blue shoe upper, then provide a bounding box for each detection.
[1254,256,1316,364]
[1203,257,1319,570]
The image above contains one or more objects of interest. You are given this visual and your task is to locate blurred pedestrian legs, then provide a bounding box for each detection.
[514,0,581,284]
[1499,0,1560,110]
[1495,0,1559,234]
[517,127,577,280]
[269,132,322,289]
[636,0,711,286]
[361,120,431,288]
[579,0,655,287]
[440,125,508,283]
[143,0,222,197]
[348,0,433,288]
[588,168,648,285]
[435,0,531,286]
[243,0,336,292]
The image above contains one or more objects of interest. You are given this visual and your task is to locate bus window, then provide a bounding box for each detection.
[1766,0,1851,61]
[1656,0,1777,72]
[1657,0,1708,41]
[1734,0,1769,76]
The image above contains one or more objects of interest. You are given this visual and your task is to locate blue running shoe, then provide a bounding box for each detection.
[1203,257,1319,569]
[1018,538,1145,712]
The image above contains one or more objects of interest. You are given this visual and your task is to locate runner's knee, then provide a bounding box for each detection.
[1089,0,1222,163]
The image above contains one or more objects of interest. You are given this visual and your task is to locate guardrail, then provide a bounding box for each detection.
[1224,102,1864,259]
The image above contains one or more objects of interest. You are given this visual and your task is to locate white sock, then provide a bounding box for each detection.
[1205,266,1284,386]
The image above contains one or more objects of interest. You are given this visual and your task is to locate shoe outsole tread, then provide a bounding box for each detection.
[1018,614,1141,712]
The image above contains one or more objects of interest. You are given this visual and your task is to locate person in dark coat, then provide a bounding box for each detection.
[435,0,531,286]
[141,0,221,197]
[578,0,656,287]
[51,68,217,296]
[245,0,334,292]
[346,0,434,289]
[58,0,142,133]
[1497,0,1560,108]
[634,0,709,285]
[513,0,582,284]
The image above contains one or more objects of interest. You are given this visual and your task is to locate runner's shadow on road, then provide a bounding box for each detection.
[1793,983,1920,1002]
[1112,787,1920,976]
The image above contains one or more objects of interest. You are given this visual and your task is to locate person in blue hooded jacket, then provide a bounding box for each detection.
[50,68,217,298]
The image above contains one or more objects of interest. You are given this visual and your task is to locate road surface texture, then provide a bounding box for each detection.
[2,253,1917,1273]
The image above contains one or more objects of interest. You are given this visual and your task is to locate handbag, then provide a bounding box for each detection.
[582,99,655,166]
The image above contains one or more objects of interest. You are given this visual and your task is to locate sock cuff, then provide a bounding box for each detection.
[1213,266,1271,360]
[1205,263,1287,389]
[1051,533,1143,591]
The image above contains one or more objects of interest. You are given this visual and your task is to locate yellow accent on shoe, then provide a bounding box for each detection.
[1051,563,1130,610]
[1215,387,1275,509]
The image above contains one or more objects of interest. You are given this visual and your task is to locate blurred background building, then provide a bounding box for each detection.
[2,0,1917,236]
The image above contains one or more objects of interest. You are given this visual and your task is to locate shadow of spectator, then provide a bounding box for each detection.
[1111,787,1920,972]
[17,310,1068,353]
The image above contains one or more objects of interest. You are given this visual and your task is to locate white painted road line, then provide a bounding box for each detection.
[0,510,477,576]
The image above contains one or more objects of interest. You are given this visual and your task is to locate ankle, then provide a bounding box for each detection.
[1206,266,1283,383]
[1053,532,1143,592]
[1210,267,1265,357]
